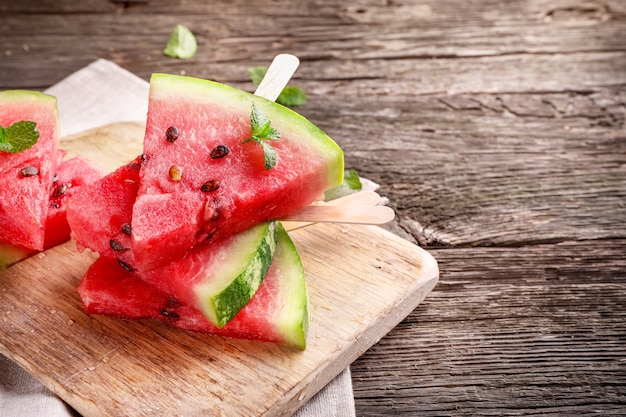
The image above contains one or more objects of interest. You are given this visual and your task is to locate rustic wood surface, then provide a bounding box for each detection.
[1,0,625,415]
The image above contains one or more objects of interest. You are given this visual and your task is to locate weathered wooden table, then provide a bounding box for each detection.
[1,0,625,415]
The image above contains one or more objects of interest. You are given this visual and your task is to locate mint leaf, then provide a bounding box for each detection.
[260,141,277,170]
[163,24,197,59]
[243,103,281,170]
[248,66,266,86]
[248,65,307,107]
[277,85,307,107]
[324,169,363,201]
[250,103,270,137]
[0,121,39,154]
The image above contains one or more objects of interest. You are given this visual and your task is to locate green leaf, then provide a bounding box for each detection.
[244,103,281,170]
[324,169,363,201]
[250,103,269,136]
[0,121,39,154]
[266,127,280,140]
[277,86,307,107]
[248,66,267,86]
[248,65,307,107]
[260,141,277,170]
[163,24,197,60]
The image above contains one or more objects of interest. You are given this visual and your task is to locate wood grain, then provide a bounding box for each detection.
[1,0,625,415]
[352,240,626,415]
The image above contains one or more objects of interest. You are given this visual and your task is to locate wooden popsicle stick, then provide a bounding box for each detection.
[283,191,383,231]
[282,205,395,226]
[254,54,300,101]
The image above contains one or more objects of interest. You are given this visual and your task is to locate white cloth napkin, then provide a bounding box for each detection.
[0,59,356,417]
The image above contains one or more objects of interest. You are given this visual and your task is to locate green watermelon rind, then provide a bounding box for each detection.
[273,222,309,349]
[149,73,344,189]
[0,241,36,269]
[195,221,278,328]
[0,90,57,107]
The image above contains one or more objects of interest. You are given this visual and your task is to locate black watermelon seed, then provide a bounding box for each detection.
[109,239,127,252]
[165,126,179,143]
[166,297,181,307]
[20,166,39,177]
[52,183,68,198]
[200,180,220,193]
[160,309,180,319]
[210,144,229,159]
[117,258,134,272]
[121,223,132,236]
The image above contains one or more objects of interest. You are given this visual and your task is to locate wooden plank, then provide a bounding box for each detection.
[0,123,438,416]
[1,1,625,90]
[351,239,626,415]
[311,88,626,247]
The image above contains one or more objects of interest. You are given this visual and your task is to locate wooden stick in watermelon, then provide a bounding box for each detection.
[253,53,301,101]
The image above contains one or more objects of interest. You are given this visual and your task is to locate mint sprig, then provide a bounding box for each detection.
[0,121,39,154]
[163,24,197,60]
[248,66,307,107]
[324,169,363,201]
[243,103,280,170]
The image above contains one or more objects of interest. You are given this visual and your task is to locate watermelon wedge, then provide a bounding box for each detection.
[44,156,104,249]
[0,90,103,269]
[141,221,279,328]
[0,90,59,252]
[131,74,344,272]
[66,157,142,269]
[0,156,103,269]
[78,222,309,349]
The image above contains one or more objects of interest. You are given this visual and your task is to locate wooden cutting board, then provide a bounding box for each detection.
[0,123,439,417]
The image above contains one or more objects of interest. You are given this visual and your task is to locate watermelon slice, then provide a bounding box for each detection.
[0,90,59,252]
[44,156,104,249]
[131,74,344,272]
[66,157,142,269]
[141,221,278,328]
[78,223,309,349]
[0,156,103,268]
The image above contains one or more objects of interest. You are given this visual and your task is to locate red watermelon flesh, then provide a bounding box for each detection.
[0,155,103,268]
[131,74,344,272]
[44,156,104,249]
[66,157,141,268]
[78,223,309,349]
[0,90,59,251]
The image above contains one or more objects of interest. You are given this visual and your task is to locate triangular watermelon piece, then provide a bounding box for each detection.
[68,158,282,329]
[131,74,344,272]
[0,90,59,251]
[78,223,309,349]
[44,155,104,249]
[66,156,142,269]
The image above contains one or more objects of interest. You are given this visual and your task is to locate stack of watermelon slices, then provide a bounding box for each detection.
[0,90,103,269]
[67,74,344,349]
